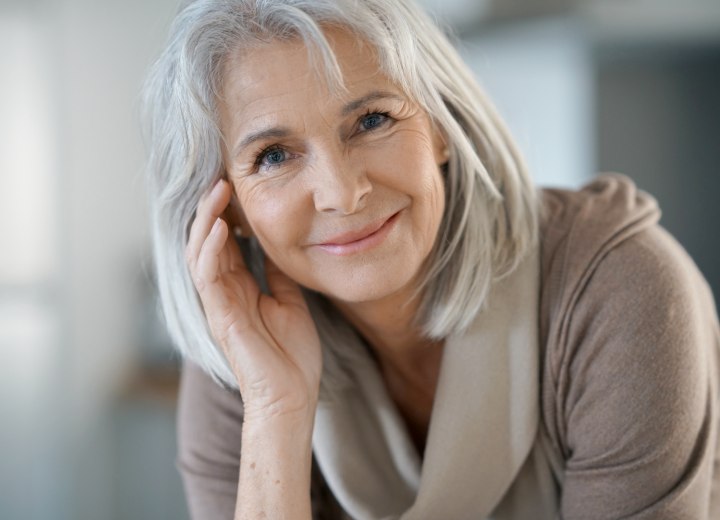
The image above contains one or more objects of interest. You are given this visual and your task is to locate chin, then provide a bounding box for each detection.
[311,262,421,305]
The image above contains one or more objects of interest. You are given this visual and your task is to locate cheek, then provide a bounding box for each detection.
[430,170,446,215]
[237,184,301,255]
[420,170,446,240]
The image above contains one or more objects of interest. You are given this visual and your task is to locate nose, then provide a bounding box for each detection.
[310,149,372,215]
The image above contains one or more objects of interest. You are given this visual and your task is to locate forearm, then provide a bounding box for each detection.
[235,412,315,520]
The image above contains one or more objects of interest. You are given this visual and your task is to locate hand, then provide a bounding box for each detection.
[186,179,322,422]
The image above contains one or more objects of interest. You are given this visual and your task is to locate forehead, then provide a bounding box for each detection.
[220,28,394,121]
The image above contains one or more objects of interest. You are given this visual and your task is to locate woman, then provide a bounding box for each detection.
[143,0,720,518]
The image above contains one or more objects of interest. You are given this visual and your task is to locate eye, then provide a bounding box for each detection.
[359,111,390,132]
[264,148,286,164]
[255,145,287,169]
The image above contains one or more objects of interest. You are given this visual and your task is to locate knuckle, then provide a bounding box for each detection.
[193,275,207,292]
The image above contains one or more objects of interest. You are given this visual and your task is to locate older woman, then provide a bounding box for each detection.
[143,0,720,518]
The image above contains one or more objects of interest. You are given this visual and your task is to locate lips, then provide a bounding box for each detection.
[319,213,397,246]
[312,211,401,256]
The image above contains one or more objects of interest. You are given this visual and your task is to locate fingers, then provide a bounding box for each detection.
[186,179,232,270]
[192,217,255,332]
[194,217,227,290]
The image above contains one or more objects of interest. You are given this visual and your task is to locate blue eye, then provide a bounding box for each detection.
[360,112,388,131]
[258,147,286,167]
[265,149,285,164]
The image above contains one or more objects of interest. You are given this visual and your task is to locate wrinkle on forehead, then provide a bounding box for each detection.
[218,28,407,164]
[220,26,388,116]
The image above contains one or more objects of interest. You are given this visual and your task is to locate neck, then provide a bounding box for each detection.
[331,288,442,380]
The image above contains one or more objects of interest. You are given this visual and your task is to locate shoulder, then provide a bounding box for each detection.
[536,174,720,517]
[539,174,659,376]
[537,172,661,312]
[550,221,716,422]
[537,172,717,382]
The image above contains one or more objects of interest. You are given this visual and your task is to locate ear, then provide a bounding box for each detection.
[223,189,253,239]
[431,122,450,166]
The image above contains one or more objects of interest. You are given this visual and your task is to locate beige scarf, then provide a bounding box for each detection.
[312,245,560,519]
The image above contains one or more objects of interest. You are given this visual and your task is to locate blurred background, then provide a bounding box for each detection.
[1,0,718,518]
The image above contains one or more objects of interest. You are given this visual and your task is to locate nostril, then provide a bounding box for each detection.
[311,172,372,215]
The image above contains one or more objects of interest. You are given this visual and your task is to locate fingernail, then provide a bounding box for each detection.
[212,218,222,232]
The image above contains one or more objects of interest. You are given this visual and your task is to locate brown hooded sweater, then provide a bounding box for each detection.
[175,173,720,519]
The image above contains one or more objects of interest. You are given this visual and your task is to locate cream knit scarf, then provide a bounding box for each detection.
[312,245,560,519]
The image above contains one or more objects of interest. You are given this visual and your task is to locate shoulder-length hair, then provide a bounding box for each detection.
[143,0,539,391]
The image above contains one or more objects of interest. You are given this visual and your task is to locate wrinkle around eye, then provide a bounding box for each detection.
[359,113,389,132]
[260,147,287,166]
[256,150,302,174]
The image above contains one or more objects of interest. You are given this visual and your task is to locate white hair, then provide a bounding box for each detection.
[142,0,539,392]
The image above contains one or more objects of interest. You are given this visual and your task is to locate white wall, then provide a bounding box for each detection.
[460,18,595,188]
[0,1,180,518]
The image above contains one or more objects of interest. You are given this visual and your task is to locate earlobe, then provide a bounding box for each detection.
[225,190,253,238]
[440,146,450,163]
[432,124,450,166]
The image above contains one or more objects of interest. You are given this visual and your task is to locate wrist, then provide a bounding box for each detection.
[237,407,315,520]
[242,405,316,439]
[243,397,318,425]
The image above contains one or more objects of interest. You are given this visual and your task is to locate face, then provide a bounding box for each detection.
[219,28,447,305]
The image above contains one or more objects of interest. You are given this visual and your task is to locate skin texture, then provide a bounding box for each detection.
[186,27,448,519]
[220,28,446,322]
[220,28,448,440]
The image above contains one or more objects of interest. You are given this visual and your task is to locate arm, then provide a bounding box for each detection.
[556,225,720,519]
[182,179,322,519]
[177,362,341,520]
[177,366,315,520]
[177,363,315,520]
[237,413,315,519]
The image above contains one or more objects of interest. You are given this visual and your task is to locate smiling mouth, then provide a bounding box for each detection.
[315,211,401,256]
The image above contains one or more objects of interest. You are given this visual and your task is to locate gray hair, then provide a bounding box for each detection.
[143,0,539,391]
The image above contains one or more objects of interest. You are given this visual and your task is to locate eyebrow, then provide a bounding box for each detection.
[233,127,292,158]
[232,90,403,158]
[340,90,403,116]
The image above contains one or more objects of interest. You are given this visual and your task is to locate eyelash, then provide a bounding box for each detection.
[252,108,393,171]
[357,109,392,132]
[253,144,285,169]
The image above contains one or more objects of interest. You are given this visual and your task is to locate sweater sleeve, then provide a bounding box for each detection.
[176,361,244,520]
[175,361,341,520]
[557,224,720,519]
